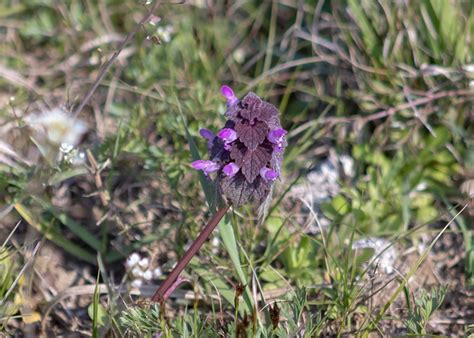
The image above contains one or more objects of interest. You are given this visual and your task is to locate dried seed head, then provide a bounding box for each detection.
[193,86,287,207]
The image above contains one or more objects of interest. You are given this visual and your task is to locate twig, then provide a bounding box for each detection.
[245,56,337,91]
[85,149,110,207]
[324,89,474,124]
[151,205,230,302]
[73,1,161,118]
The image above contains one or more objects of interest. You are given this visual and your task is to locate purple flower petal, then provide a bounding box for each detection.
[199,128,214,141]
[220,85,238,105]
[268,128,287,144]
[220,85,234,98]
[273,144,284,153]
[222,162,239,177]
[260,167,279,181]
[217,128,237,143]
[203,161,220,173]
[191,160,209,170]
[191,160,220,173]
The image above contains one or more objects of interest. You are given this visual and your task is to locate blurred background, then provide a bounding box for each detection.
[0,0,473,336]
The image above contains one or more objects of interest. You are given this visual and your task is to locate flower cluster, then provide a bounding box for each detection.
[126,252,163,288]
[192,86,287,206]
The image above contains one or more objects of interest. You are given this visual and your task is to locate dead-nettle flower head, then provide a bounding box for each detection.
[191,86,287,206]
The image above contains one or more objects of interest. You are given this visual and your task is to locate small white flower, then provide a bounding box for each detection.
[60,143,74,154]
[153,267,162,278]
[143,270,153,280]
[63,149,86,165]
[27,108,87,147]
[131,279,143,288]
[211,237,219,247]
[126,253,141,268]
[138,257,150,269]
[71,151,86,165]
[131,267,144,278]
[156,25,173,43]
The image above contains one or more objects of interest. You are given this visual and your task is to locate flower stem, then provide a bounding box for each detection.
[151,205,230,302]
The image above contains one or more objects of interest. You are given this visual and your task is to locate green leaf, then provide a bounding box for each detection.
[88,303,107,328]
[347,0,382,62]
[331,195,350,216]
[14,203,96,264]
[218,217,253,313]
[53,212,102,252]
[47,167,88,186]
[192,265,235,308]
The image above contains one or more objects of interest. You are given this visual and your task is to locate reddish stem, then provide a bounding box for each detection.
[151,205,229,302]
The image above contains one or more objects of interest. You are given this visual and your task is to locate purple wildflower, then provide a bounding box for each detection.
[199,128,214,141]
[220,85,239,106]
[217,128,237,143]
[217,128,237,150]
[191,160,220,174]
[222,162,239,177]
[192,85,286,206]
[200,128,215,150]
[268,128,287,152]
[260,167,279,182]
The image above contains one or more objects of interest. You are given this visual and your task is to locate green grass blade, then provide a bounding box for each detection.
[53,212,102,252]
[218,216,253,314]
[33,197,102,252]
[176,96,216,211]
[14,203,96,264]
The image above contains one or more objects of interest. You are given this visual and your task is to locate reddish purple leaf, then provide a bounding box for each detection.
[259,101,279,122]
[241,145,272,182]
[220,173,254,206]
[235,121,268,150]
[251,176,271,202]
[240,92,263,122]
[220,173,271,206]
[230,141,246,167]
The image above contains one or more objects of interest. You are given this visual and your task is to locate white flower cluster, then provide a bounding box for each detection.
[126,252,163,288]
[211,236,219,255]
